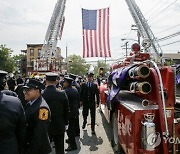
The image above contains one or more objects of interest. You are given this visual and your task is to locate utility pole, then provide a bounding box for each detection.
[66,45,68,72]
[125,42,128,57]
[66,45,68,60]
[131,25,140,44]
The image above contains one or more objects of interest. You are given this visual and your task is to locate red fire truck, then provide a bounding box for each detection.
[99,42,180,154]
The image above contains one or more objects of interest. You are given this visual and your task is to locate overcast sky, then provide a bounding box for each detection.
[0,0,180,61]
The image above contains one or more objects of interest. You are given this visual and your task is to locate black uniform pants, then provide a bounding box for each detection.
[51,134,64,154]
[74,116,80,136]
[67,118,77,148]
[82,103,96,130]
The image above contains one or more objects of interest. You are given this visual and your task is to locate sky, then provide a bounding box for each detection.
[0,0,180,62]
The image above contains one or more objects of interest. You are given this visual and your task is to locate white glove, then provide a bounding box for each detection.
[65,125,69,131]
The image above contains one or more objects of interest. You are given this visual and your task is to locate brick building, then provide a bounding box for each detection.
[24,44,65,76]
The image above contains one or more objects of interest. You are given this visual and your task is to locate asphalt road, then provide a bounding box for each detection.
[51,107,115,154]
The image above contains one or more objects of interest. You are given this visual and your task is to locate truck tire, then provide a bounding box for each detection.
[111,112,124,154]
[111,112,120,151]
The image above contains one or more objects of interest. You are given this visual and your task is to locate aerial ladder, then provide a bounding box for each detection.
[40,0,66,71]
[125,0,163,61]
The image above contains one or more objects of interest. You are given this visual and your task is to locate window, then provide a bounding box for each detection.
[38,49,41,57]
[30,58,34,66]
[30,49,34,56]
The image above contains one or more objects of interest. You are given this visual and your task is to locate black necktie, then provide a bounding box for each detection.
[89,82,91,88]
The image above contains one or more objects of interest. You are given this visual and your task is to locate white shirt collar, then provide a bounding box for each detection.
[29,98,38,106]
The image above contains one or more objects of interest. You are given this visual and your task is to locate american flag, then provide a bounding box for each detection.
[82,8,111,58]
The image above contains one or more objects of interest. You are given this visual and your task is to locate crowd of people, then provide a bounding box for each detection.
[0,70,100,154]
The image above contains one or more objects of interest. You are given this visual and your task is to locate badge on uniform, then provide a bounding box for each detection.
[39,108,49,120]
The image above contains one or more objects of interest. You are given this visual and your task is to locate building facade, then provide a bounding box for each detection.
[163,53,180,64]
[26,44,65,76]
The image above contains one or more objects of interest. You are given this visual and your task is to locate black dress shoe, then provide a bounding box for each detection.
[91,130,95,134]
[65,146,77,151]
[65,139,69,143]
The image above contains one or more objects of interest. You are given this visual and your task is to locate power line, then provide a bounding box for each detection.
[146,0,170,19]
[147,0,178,21]
[150,11,180,25]
[161,40,180,47]
[158,31,180,42]
[155,24,180,34]
[144,0,165,16]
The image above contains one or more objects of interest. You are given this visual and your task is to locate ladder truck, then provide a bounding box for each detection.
[39,0,66,72]
[125,0,163,60]
[99,0,180,153]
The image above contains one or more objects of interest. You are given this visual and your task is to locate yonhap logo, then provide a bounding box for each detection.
[147,132,180,148]
[147,132,161,148]
[163,135,180,144]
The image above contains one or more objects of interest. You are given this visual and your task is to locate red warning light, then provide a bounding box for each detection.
[131,43,140,53]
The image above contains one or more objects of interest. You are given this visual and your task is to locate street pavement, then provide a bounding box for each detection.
[51,107,115,154]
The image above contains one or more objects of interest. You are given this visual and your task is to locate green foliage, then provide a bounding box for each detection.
[67,54,90,76]
[12,54,26,74]
[94,60,109,77]
[0,45,15,72]
[12,54,25,62]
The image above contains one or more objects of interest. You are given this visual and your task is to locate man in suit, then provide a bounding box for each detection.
[42,72,70,154]
[80,72,100,134]
[63,76,79,151]
[0,70,26,154]
[23,79,51,154]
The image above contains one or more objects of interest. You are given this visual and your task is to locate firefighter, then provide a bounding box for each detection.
[69,73,80,137]
[23,79,51,154]
[0,70,26,154]
[15,82,28,107]
[63,77,79,151]
[1,77,18,97]
[7,74,16,91]
[42,72,70,154]
[80,72,100,134]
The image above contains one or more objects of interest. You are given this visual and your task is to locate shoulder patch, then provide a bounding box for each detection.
[39,108,49,120]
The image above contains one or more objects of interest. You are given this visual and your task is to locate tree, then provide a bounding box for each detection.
[67,54,90,76]
[0,45,15,72]
[12,54,26,74]
[94,60,109,77]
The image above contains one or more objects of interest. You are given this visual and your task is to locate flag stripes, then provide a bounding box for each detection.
[82,8,111,58]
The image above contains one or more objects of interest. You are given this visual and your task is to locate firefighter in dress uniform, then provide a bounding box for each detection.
[0,70,26,154]
[23,79,51,154]
[42,72,70,154]
[69,73,80,137]
[63,77,79,151]
[7,74,16,91]
[80,72,100,134]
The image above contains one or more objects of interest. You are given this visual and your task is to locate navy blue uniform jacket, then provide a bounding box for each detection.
[0,92,26,154]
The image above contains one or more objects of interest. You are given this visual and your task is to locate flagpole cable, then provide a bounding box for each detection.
[75,0,112,9]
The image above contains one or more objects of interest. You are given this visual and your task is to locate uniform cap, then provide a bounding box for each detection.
[0,70,8,84]
[69,73,77,80]
[78,76,82,79]
[64,77,74,84]
[0,70,8,79]
[87,72,94,77]
[0,70,8,77]
[23,79,45,90]
[46,72,58,81]
[59,73,65,77]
